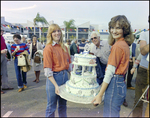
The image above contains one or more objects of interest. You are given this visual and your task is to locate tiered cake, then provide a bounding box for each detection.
[65,53,100,97]
[59,52,103,104]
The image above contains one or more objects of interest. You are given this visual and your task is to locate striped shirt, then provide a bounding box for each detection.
[11,43,30,57]
[91,40,111,65]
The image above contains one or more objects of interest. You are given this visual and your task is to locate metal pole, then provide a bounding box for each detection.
[127,85,149,117]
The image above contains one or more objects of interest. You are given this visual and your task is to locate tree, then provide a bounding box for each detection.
[33,12,49,41]
[63,19,76,40]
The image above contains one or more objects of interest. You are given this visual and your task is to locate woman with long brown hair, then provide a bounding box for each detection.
[92,15,134,117]
[43,24,71,117]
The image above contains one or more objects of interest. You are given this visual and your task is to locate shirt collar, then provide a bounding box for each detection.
[52,41,58,46]
[96,40,103,49]
[116,38,124,42]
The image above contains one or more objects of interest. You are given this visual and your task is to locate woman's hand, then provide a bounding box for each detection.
[1,49,7,54]
[130,67,136,74]
[55,84,60,95]
[14,47,19,52]
[91,95,102,106]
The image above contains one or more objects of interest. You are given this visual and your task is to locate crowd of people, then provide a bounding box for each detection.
[1,14,149,117]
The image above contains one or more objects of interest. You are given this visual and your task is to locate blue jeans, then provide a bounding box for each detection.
[14,57,27,88]
[45,70,69,117]
[103,75,126,117]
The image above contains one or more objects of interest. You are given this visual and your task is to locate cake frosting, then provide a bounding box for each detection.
[65,53,100,97]
[73,53,97,66]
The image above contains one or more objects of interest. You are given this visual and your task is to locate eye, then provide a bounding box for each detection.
[57,30,61,32]
[111,27,114,29]
[116,27,121,29]
[53,30,56,33]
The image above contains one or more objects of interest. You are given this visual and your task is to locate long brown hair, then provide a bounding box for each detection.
[108,15,134,46]
[46,24,66,52]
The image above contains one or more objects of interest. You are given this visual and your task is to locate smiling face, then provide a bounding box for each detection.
[32,36,37,43]
[91,33,100,47]
[13,38,21,44]
[110,21,123,41]
[51,29,61,43]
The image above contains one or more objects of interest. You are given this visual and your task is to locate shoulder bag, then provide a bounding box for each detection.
[17,55,26,66]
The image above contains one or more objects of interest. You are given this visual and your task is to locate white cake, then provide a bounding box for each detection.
[65,53,101,97]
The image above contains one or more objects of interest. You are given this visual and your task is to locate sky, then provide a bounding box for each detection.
[1,1,149,31]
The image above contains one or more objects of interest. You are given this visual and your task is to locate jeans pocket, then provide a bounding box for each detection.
[117,82,126,98]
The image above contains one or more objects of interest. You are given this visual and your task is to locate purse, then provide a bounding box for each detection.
[34,53,41,63]
[17,55,26,66]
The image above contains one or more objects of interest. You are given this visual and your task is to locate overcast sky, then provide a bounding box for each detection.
[1,1,149,31]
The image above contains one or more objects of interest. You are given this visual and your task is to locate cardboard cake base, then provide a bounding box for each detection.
[59,84,104,104]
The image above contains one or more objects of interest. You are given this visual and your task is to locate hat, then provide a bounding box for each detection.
[81,38,86,42]
[27,38,31,41]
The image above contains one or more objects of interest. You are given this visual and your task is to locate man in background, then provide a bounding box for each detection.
[79,38,86,53]
[132,16,149,117]
[1,27,14,94]
[21,36,27,43]
[65,39,71,56]
[90,31,111,85]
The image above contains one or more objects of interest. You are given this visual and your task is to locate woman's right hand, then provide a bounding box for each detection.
[130,67,136,74]
[14,47,19,52]
[91,95,102,106]
[55,84,60,95]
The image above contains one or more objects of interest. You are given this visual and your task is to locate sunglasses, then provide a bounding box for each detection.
[91,37,97,40]
[1,30,4,32]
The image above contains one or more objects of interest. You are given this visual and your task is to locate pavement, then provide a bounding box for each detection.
[1,60,147,117]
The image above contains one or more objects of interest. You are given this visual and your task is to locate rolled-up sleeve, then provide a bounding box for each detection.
[44,68,53,77]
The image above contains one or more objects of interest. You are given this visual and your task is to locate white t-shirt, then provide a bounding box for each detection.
[139,31,149,69]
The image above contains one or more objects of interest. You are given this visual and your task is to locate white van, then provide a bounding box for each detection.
[3,33,14,44]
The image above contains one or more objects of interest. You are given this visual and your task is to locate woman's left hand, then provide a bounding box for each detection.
[55,85,60,95]
[91,95,102,106]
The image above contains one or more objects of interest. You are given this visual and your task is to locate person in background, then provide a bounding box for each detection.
[78,38,86,53]
[1,27,14,94]
[10,41,15,46]
[70,39,78,71]
[130,53,142,74]
[6,41,11,53]
[76,42,80,54]
[43,24,71,117]
[126,39,136,90]
[41,41,45,48]
[21,36,27,43]
[29,35,43,83]
[26,38,31,49]
[90,31,111,85]
[92,15,134,117]
[11,34,30,92]
[132,15,149,117]
[64,39,71,56]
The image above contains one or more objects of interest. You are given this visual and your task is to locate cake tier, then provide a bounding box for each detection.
[74,54,96,66]
[65,72,100,97]
[66,81,100,97]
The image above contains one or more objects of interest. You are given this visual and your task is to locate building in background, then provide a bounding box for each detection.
[1,16,120,43]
